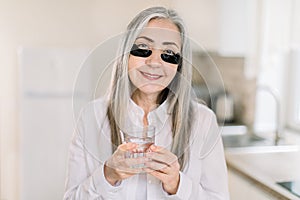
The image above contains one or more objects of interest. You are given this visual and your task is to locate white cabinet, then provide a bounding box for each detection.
[174,0,258,56]
[228,168,280,200]
[218,0,258,57]
[19,47,90,200]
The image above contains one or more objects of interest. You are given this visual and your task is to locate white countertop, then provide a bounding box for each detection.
[225,129,300,199]
[226,150,300,199]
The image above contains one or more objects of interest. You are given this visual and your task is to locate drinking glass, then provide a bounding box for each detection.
[120,125,155,157]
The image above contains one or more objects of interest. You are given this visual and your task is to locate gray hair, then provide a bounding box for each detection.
[107,6,193,170]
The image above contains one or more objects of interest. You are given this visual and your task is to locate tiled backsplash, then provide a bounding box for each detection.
[192,52,256,126]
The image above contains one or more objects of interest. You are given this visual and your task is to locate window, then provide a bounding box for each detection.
[287,48,300,130]
[252,0,300,132]
[287,0,300,130]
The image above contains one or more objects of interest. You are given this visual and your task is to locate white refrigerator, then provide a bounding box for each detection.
[18,47,91,200]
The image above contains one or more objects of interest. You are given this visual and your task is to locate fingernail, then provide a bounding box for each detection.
[129,143,136,147]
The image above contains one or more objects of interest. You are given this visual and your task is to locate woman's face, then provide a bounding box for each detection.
[128,18,182,97]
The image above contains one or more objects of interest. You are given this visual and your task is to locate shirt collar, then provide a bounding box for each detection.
[128,98,170,129]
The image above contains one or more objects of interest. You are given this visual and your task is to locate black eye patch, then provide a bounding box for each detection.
[130,44,181,65]
[130,44,152,57]
[161,53,181,65]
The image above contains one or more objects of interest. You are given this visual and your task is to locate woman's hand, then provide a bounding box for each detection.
[144,145,180,195]
[104,143,148,186]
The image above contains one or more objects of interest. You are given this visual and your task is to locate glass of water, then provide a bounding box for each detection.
[120,125,155,157]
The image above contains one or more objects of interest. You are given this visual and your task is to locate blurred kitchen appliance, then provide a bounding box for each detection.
[215,91,235,124]
[192,85,235,123]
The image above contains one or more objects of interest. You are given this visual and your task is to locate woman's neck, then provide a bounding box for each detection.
[131,91,159,115]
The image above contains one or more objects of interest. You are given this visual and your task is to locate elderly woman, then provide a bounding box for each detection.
[64,6,229,200]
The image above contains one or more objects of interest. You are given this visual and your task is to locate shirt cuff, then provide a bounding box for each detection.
[164,171,193,199]
[92,164,123,197]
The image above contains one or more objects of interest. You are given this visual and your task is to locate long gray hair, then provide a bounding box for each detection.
[107,6,193,170]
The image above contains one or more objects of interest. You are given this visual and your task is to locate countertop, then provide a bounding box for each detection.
[226,150,300,199]
[225,129,300,199]
[224,129,300,199]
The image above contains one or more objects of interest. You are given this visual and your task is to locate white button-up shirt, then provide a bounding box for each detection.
[63,97,229,199]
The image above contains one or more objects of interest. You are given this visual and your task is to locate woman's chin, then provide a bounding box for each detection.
[134,85,165,96]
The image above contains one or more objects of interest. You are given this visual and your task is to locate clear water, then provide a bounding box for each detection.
[126,137,154,153]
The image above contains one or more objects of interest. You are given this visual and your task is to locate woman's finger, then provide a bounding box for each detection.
[146,151,177,166]
[145,168,169,181]
[118,142,138,151]
[148,145,178,163]
[107,143,142,169]
[145,160,170,173]
[118,166,143,174]
[122,156,149,167]
[149,145,168,154]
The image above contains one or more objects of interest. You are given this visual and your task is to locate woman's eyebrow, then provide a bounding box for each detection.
[162,42,179,49]
[136,36,154,42]
[136,36,180,49]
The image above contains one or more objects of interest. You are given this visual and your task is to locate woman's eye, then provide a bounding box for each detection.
[164,49,176,55]
[136,43,149,50]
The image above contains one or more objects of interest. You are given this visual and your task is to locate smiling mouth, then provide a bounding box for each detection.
[140,71,162,80]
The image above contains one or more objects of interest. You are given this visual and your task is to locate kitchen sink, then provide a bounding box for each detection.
[277,181,300,198]
[221,125,273,148]
[222,133,274,148]
[222,129,299,154]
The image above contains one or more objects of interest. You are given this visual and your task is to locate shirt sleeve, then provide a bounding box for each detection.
[164,111,230,200]
[63,110,124,199]
[164,138,229,200]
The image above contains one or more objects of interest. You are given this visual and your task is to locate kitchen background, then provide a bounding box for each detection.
[0,0,300,199]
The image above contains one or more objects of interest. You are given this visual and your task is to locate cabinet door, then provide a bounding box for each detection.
[218,0,248,56]
[228,168,279,200]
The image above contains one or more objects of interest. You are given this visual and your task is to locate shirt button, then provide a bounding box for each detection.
[148,180,152,184]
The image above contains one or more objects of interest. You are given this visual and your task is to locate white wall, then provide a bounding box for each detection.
[254,0,293,133]
[0,1,219,199]
[174,0,219,51]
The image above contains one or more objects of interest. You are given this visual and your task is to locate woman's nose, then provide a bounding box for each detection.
[145,49,162,67]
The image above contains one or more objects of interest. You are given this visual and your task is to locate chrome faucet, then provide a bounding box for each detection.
[256,85,282,145]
